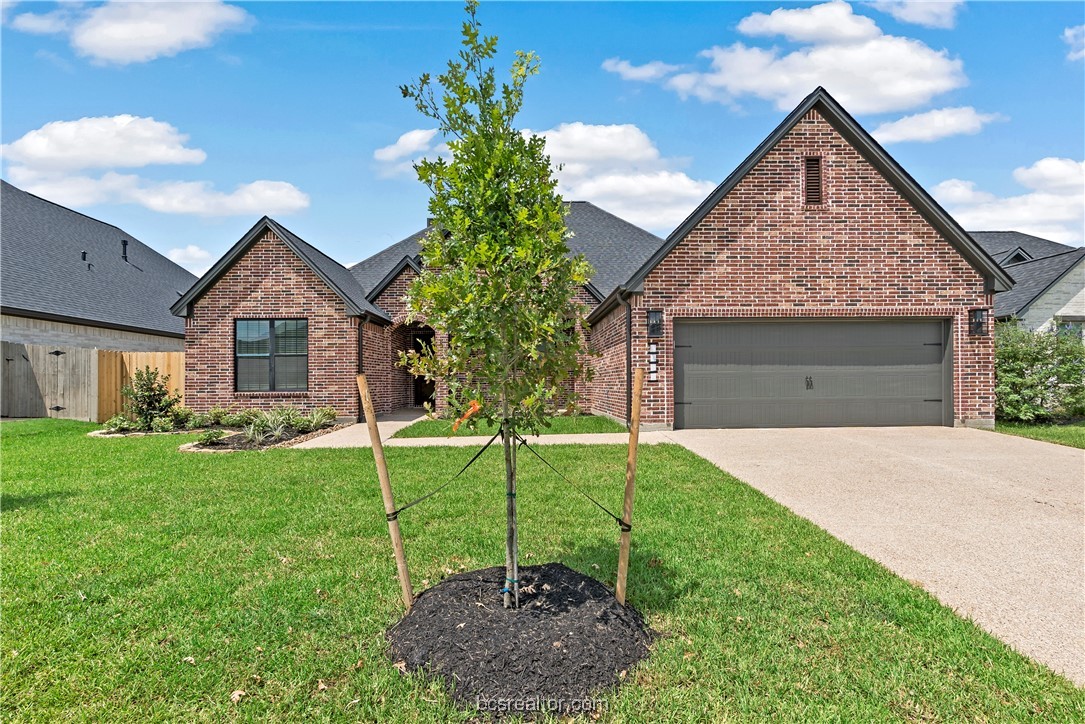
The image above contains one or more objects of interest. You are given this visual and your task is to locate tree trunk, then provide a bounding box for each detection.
[502,419,520,609]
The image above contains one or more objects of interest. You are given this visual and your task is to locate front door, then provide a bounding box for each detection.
[411,331,435,406]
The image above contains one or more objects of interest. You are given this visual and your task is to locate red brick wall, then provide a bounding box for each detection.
[587,302,627,423]
[183,230,361,417]
[591,108,994,428]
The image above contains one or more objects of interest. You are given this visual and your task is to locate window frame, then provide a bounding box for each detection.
[234,318,309,392]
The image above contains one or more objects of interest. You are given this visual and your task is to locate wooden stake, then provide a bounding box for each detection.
[357,374,413,611]
[615,367,645,606]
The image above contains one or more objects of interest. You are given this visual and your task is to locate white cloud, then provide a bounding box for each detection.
[606,1,966,114]
[872,106,1005,144]
[600,57,679,82]
[934,158,1085,244]
[1064,25,1085,61]
[868,1,964,29]
[375,122,716,233]
[738,1,880,43]
[533,122,716,232]
[9,7,75,34]
[372,129,448,178]
[3,115,308,217]
[373,128,438,162]
[5,1,250,65]
[167,244,214,275]
[2,115,207,171]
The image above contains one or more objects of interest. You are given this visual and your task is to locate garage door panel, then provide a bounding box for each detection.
[674,320,948,428]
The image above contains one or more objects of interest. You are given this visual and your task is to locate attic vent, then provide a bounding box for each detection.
[803,156,823,205]
[121,239,129,262]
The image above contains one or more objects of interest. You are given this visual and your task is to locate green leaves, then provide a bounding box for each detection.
[995,321,1085,421]
[398,0,593,436]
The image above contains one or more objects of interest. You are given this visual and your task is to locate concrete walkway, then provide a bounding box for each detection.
[295,411,670,448]
[666,426,1085,686]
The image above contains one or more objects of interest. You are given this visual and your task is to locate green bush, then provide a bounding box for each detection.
[186,413,212,430]
[122,367,182,430]
[242,421,271,446]
[207,407,229,425]
[197,429,226,446]
[170,406,194,428]
[995,322,1085,422]
[150,416,175,433]
[222,409,260,428]
[102,415,134,434]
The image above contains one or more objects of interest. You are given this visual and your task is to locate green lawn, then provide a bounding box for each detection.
[393,414,626,438]
[2,420,1081,722]
[996,420,1085,449]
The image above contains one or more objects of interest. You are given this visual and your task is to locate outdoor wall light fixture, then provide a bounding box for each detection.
[969,308,988,336]
[646,310,663,338]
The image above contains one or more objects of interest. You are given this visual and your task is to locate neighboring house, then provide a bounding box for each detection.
[1,180,197,351]
[1,181,198,420]
[174,87,1011,430]
[970,231,1085,337]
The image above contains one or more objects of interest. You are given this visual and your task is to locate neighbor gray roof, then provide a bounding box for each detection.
[969,231,1074,265]
[1,180,197,337]
[171,216,390,322]
[993,247,1085,319]
[349,201,664,304]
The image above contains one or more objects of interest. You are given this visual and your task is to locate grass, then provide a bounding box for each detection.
[393,414,626,438]
[995,419,1085,449]
[2,420,1082,722]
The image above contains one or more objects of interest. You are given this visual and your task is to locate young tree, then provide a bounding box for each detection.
[399,1,593,609]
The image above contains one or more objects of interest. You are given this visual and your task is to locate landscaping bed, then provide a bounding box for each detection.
[394,414,625,439]
[3,420,1083,721]
[388,563,652,717]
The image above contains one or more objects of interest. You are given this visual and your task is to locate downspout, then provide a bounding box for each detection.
[620,291,632,427]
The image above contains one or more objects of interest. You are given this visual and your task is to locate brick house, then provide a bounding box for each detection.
[172,88,1012,429]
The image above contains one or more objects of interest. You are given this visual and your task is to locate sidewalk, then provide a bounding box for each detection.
[294,410,674,448]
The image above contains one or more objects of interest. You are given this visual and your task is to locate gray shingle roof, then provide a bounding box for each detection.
[969,231,1074,265]
[994,247,1085,319]
[349,201,663,304]
[171,216,389,322]
[1,180,197,337]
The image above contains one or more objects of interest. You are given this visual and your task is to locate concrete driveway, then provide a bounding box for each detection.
[663,426,1085,686]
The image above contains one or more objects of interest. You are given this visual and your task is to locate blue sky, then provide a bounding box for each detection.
[2,1,1083,275]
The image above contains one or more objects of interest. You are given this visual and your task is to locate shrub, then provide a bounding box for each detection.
[269,405,303,429]
[102,415,134,433]
[151,416,175,433]
[995,322,1085,422]
[122,367,183,431]
[223,409,260,428]
[207,407,230,425]
[242,421,271,446]
[170,406,195,428]
[310,406,337,429]
[186,413,212,430]
[197,429,226,446]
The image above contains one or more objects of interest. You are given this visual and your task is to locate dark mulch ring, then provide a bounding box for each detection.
[387,563,655,719]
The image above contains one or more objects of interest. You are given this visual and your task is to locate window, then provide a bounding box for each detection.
[803,156,823,205]
[235,319,308,391]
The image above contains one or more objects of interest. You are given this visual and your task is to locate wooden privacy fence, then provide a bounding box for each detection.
[97,350,185,422]
[0,342,183,422]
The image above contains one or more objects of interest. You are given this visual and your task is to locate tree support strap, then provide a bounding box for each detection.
[514,433,631,533]
[384,429,503,522]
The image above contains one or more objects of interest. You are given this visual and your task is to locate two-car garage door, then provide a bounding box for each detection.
[673,319,951,428]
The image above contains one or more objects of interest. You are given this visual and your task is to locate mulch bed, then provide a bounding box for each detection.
[178,424,348,453]
[387,563,654,718]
